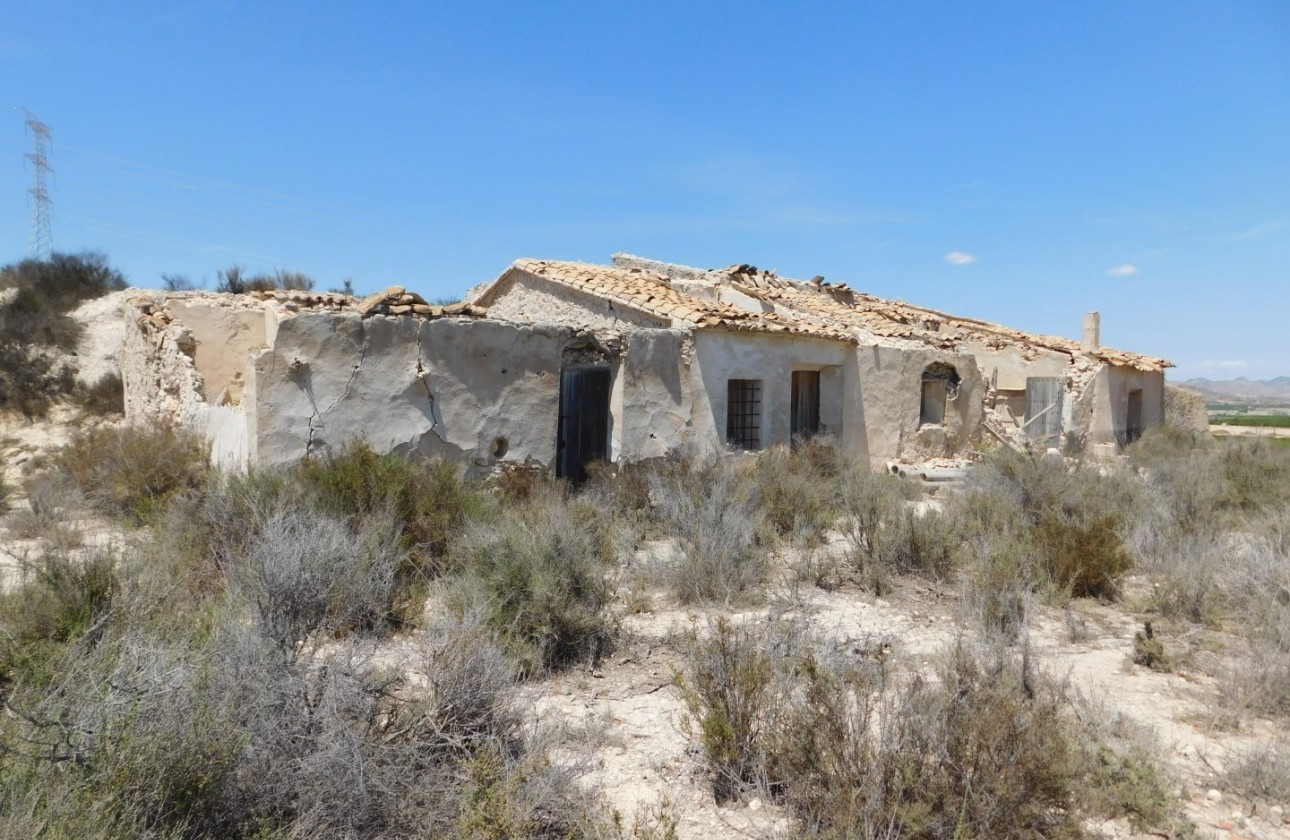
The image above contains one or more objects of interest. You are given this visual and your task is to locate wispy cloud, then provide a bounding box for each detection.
[1218,220,1287,242]
[944,251,977,266]
[1107,263,1139,277]
[1201,360,1249,371]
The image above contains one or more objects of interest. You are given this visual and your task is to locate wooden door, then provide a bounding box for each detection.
[557,366,610,483]
[1024,377,1064,444]
[791,370,820,440]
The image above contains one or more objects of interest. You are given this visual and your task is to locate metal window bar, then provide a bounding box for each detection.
[726,379,762,450]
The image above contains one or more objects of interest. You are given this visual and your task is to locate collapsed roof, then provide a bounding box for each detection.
[475,255,1170,372]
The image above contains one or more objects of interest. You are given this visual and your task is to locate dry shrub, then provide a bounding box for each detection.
[296,439,486,567]
[0,586,598,839]
[837,469,953,593]
[674,617,803,802]
[54,424,209,524]
[226,508,403,656]
[1131,428,1290,529]
[1079,743,1177,832]
[960,533,1036,639]
[1131,528,1232,625]
[649,454,768,605]
[73,371,124,416]
[0,252,127,417]
[678,621,1088,839]
[0,341,76,418]
[950,451,1136,602]
[751,439,844,545]
[0,549,118,695]
[5,470,84,549]
[494,462,565,504]
[1217,436,1290,512]
[584,459,654,524]
[1224,742,1290,802]
[448,496,617,675]
[1225,527,1290,718]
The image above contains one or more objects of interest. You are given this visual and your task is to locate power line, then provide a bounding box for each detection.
[22,107,53,259]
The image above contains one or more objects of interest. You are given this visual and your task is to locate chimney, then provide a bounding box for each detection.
[1081,312,1100,352]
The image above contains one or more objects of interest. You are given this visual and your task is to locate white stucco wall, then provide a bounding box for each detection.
[1078,365,1166,445]
[689,331,854,455]
[246,314,565,469]
[615,330,696,461]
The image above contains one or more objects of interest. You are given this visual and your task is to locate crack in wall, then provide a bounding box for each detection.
[416,320,447,444]
[303,378,322,458]
[323,326,371,418]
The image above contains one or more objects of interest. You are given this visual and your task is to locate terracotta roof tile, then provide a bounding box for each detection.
[499,259,856,343]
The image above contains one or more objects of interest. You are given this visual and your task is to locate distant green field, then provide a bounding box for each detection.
[1211,415,1290,428]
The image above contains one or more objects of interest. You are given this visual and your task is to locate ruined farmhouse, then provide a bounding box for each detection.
[122,254,1172,478]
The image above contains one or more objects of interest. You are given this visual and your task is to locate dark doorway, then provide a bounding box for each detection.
[1125,389,1144,445]
[791,370,820,440]
[557,366,611,483]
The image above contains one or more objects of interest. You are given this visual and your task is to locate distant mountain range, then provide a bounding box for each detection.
[1176,376,1290,404]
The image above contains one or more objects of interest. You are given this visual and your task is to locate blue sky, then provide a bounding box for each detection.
[4,1,1287,380]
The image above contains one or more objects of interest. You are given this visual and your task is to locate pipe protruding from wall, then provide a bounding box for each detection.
[1081,311,1101,352]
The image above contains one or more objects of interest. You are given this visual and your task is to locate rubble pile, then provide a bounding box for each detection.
[356,286,487,319]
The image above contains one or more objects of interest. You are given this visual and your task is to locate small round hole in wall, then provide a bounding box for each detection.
[491,436,509,458]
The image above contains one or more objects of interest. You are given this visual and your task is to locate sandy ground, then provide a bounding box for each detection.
[517,551,1290,840]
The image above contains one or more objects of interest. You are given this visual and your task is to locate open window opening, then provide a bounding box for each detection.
[919,363,960,426]
[726,379,762,450]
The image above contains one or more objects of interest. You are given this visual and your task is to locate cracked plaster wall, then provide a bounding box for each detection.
[244,313,698,473]
[615,330,696,461]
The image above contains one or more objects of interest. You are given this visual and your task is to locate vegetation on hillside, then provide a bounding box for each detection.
[0,252,127,417]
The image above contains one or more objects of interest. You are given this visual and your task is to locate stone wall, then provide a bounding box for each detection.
[1164,384,1210,434]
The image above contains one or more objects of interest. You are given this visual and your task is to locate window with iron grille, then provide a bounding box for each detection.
[726,379,762,450]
